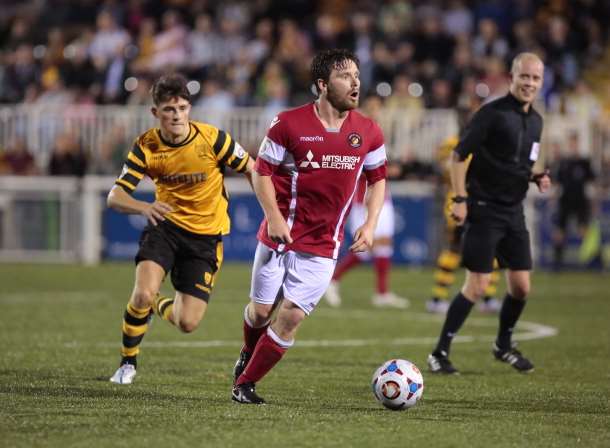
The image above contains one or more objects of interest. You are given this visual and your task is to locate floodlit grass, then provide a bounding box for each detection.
[1,263,608,447]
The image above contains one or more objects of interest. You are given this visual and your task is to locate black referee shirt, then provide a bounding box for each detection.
[455,93,543,206]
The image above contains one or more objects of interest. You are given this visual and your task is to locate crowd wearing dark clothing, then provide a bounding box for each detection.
[0,0,608,110]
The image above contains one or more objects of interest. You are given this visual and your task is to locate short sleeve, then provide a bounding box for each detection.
[115,139,147,194]
[363,122,387,184]
[454,107,493,161]
[211,129,250,172]
[255,114,290,176]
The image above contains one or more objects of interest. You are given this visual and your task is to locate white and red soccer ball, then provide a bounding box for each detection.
[372,359,424,410]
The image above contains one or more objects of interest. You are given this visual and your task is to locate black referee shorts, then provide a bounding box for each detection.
[135,219,223,302]
[461,200,532,273]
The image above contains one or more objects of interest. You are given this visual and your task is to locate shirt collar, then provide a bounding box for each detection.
[507,92,532,115]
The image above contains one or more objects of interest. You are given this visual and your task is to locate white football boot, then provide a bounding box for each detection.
[372,292,410,309]
[109,364,136,385]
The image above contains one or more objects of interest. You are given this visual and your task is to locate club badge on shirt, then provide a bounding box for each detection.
[347,132,362,148]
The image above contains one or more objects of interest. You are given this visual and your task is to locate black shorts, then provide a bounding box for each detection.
[135,219,223,301]
[461,200,532,273]
[557,200,590,231]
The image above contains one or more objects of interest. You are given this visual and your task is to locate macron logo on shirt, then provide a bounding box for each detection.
[299,150,320,168]
[299,136,324,142]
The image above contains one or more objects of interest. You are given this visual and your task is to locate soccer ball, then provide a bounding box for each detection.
[371,359,424,410]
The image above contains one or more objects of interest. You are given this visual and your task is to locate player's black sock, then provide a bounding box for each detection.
[496,294,526,350]
[434,292,474,355]
[120,302,152,365]
[121,356,137,368]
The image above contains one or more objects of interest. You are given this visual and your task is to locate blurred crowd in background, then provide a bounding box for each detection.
[0,0,608,270]
[0,0,610,180]
[1,0,609,108]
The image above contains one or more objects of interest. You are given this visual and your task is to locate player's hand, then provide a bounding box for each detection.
[267,217,293,245]
[450,202,467,225]
[142,201,173,226]
[350,224,374,253]
[532,169,551,193]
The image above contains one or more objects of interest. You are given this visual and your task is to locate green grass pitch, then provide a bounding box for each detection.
[1,263,609,447]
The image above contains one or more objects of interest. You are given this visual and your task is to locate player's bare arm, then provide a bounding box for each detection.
[350,179,385,253]
[449,151,468,225]
[242,158,255,191]
[252,171,293,244]
[107,185,173,226]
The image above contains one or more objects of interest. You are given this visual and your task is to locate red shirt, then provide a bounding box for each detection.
[255,102,387,258]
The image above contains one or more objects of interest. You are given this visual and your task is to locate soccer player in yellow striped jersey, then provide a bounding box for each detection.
[427,135,501,315]
[108,73,254,385]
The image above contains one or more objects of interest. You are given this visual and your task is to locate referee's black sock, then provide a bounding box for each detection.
[496,294,526,350]
[433,292,474,355]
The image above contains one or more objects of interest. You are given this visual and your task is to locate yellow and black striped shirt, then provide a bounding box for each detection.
[115,120,250,235]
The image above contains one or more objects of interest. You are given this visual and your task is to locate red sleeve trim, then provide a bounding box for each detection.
[364,164,386,185]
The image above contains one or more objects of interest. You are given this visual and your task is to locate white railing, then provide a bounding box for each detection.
[0,105,460,166]
[0,104,602,172]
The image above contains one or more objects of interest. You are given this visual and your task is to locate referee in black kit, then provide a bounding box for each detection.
[427,52,551,374]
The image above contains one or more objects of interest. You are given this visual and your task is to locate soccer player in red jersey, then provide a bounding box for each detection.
[231,49,388,404]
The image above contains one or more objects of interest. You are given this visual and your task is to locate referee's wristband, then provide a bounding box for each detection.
[451,195,468,204]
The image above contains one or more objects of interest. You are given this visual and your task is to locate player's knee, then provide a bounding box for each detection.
[273,318,302,341]
[472,285,488,300]
[511,283,530,299]
[177,318,200,333]
[285,309,305,328]
[464,279,489,300]
[131,288,156,308]
[275,306,305,336]
[250,302,273,326]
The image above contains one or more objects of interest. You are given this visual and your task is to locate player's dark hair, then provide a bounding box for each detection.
[311,49,360,95]
[151,73,191,105]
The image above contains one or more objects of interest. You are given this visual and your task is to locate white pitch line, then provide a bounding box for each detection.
[65,318,557,350]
